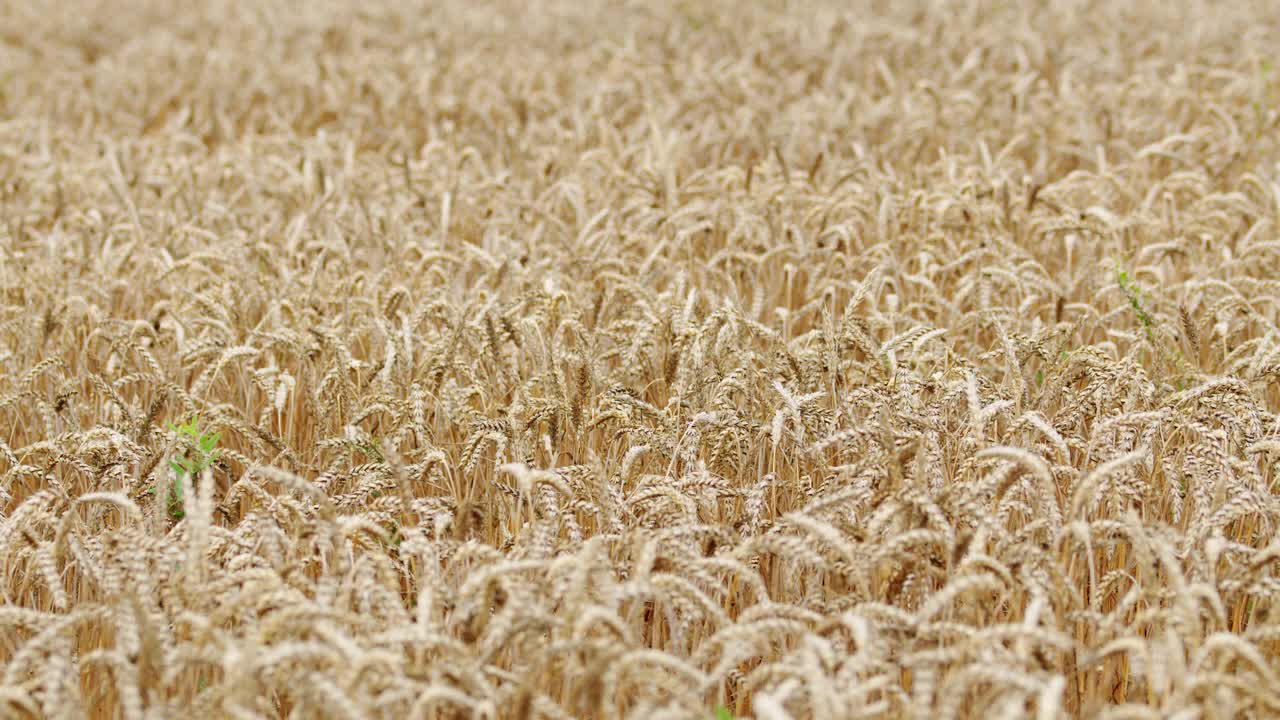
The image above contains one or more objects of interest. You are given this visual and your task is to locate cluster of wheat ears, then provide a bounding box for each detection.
[1,0,1279,718]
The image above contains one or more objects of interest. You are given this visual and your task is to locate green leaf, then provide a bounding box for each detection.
[715,705,734,720]
[200,432,221,453]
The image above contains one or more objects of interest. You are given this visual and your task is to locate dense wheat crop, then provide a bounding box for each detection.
[2,0,1280,717]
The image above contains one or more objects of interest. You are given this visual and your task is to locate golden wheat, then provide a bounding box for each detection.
[2,0,1280,718]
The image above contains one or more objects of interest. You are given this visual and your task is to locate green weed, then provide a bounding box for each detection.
[163,414,221,521]
[1116,265,1154,336]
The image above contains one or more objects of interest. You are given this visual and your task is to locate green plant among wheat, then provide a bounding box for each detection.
[164,414,221,521]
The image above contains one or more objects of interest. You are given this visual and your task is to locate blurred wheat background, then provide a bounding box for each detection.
[2,0,1280,718]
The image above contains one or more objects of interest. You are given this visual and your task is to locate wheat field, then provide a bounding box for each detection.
[2,0,1280,718]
